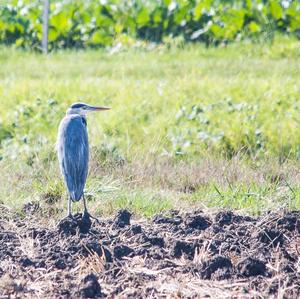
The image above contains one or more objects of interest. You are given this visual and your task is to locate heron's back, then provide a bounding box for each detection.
[57,115,89,201]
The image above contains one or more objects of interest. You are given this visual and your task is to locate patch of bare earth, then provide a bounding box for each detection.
[0,206,300,298]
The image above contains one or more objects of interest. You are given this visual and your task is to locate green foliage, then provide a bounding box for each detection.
[170,101,267,158]
[0,0,300,49]
[0,98,61,163]
[170,94,300,160]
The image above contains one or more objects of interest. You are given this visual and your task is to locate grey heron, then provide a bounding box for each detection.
[57,102,110,218]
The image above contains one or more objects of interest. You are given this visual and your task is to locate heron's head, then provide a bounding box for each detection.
[67,102,110,116]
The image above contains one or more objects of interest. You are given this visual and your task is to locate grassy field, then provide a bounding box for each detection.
[1,35,300,218]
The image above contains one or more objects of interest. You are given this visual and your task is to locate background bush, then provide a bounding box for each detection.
[1,0,300,50]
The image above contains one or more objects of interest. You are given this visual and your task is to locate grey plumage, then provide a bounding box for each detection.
[57,114,89,201]
[57,102,110,217]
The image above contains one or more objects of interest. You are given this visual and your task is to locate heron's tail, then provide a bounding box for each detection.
[69,190,83,202]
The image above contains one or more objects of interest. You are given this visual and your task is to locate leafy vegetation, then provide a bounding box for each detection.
[1,0,300,49]
[1,37,300,216]
[170,98,300,159]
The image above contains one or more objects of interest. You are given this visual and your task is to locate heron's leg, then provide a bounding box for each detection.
[67,197,72,217]
[82,194,100,223]
[83,193,88,214]
[57,197,73,227]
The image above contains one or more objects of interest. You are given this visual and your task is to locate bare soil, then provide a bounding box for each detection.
[0,206,300,298]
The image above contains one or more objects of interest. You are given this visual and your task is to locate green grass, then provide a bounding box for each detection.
[1,35,300,218]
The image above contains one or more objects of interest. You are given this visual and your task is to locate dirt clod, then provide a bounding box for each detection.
[54,259,66,270]
[277,211,300,232]
[130,224,142,234]
[257,228,284,247]
[79,273,101,298]
[200,256,233,280]
[172,240,194,259]
[114,209,131,228]
[215,211,233,226]
[153,210,182,225]
[185,214,211,231]
[113,245,134,259]
[19,256,35,267]
[237,257,267,277]
[148,236,165,247]
[58,213,92,235]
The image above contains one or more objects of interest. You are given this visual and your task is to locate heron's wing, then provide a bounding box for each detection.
[57,115,89,201]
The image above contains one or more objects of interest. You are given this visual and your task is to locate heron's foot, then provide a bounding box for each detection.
[83,211,100,224]
[57,213,75,230]
[67,213,74,219]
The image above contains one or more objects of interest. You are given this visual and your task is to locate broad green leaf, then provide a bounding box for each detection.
[248,21,261,33]
[173,7,188,25]
[270,1,283,20]
[194,0,212,21]
[89,30,112,46]
[48,28,59,42]
[153,9,162,24]
[51,13,70,33]
[290,18,300,32]
[210,23,223,38]
[15,37,24,46]
[194,2,203,21]
[136,8,150,26]
[114,23,123,33]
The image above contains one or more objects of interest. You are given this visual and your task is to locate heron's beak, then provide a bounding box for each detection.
[88,106,111,112]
